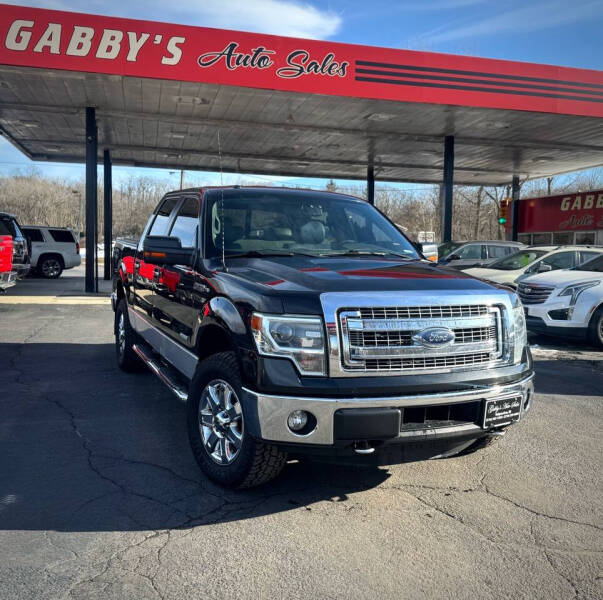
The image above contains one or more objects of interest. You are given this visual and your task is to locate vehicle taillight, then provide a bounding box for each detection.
[76,242,80,255]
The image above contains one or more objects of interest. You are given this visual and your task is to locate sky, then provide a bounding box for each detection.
[0,0,601,188]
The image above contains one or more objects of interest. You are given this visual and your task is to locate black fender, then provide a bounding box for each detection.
[209,296,247,335]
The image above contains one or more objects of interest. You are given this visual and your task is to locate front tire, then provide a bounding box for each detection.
[187,352,287,489]
[588,306,603,348]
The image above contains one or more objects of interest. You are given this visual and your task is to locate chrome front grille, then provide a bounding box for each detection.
[339,304,503,374]
[518,284,554,305]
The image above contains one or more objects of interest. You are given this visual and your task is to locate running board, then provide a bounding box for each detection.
[133,343,189,403]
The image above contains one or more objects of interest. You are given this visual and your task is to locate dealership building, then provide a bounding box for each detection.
[517,189,603,246]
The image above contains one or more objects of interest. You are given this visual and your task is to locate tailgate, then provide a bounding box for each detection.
[0,235,13,273]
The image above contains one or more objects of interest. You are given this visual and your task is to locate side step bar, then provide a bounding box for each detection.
[133,343,189,403]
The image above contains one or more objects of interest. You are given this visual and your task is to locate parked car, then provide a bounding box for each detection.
[463,246,603,289]
[518,254,603,346]
[0,234,16,292]
[438,240,524,269]
[21,225,81,278]
[112,187,533,489]
[0,212,30,278]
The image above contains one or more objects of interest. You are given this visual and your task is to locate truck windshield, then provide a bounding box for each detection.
[487,249,546,270]
[204,189,419,259]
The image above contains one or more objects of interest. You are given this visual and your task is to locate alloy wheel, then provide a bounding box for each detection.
[118,312,126,356]
[199,379,244,464]
[42,258,61,277]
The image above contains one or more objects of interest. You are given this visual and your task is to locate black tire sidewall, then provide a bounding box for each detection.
[590,308,603,347]
[40,257,62,278]
[115,299,139,370]
[187,352,257,488]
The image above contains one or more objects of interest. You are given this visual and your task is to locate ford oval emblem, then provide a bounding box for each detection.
[412,327,456,348]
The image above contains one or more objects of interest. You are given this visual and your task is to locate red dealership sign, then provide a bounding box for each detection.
[518,190,603,233]
[0,4,602,117]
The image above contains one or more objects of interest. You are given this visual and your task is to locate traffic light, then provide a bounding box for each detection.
[499,198,511,225]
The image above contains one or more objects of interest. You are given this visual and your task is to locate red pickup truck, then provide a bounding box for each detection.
[0,235,16,292]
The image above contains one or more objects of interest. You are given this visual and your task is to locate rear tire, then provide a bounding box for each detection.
[38,255,63,278]
[187,351,287,489]
[115,299,143,372]
[588,307,603,348]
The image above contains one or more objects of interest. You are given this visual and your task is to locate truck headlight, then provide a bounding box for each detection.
[509,298,527,364]
[559,281,600,305]
[251,313,326,376]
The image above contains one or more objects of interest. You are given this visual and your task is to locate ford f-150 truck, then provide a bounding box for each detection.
[112,187,533,489]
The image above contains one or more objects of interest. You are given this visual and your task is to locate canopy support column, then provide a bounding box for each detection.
[441,135,454,243]
[367,162,375,205]
[103,149,112,281]
[85,107,98,293]
[511,175,520,242]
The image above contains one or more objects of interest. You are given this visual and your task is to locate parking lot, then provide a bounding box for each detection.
[1,267,601,600]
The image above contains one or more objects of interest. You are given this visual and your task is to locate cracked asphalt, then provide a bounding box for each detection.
[1,295,602,599]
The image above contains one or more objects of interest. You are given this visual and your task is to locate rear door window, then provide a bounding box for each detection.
[488,245,510,259]
[456,244,481,259]
[148,197,179,236]
[24,228,44,242]
[169,198,199,248]
[49,229,75,243]
[541,251,576,270]
[579,250,600,264]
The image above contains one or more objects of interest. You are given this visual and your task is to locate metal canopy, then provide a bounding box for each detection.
[0,4,602,186]
[0,66,602,186]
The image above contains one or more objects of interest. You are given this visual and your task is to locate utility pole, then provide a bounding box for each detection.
[180,170,185,189]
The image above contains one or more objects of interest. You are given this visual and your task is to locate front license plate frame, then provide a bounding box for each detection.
[483,396,521,429]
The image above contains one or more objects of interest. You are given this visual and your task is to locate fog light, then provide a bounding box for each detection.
[287,410,308,431]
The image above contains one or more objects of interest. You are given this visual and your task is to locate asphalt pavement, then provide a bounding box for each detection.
[0,271,601,599]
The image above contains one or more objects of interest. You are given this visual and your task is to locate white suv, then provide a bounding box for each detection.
[22,226,81,278]
[518,254,603,346]
[463,246,603,289]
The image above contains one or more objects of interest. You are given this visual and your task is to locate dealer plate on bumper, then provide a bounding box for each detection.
[483,397,521,428]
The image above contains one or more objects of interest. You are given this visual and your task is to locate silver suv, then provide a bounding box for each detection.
[439,240,524,269]
[22,226,81,278]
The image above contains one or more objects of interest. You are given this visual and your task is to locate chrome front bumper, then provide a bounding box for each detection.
[242,375,534,446]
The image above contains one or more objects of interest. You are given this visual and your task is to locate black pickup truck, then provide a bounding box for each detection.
[112,187,533,488]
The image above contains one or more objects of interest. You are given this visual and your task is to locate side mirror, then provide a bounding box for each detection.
[538,263,553,273]
[447,253,460,261]
[143,235,195,266]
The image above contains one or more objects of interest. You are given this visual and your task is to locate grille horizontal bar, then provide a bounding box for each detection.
[349,326,496,348]
[358,305,488,320]
[360,353,492,372]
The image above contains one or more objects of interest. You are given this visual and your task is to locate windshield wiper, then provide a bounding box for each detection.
[226,250,319,258]
[322,250,416,260]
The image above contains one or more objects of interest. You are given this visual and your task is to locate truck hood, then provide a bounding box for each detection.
[223,256,495,294]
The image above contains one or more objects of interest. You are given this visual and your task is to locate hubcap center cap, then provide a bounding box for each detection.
[215,410,231,429]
